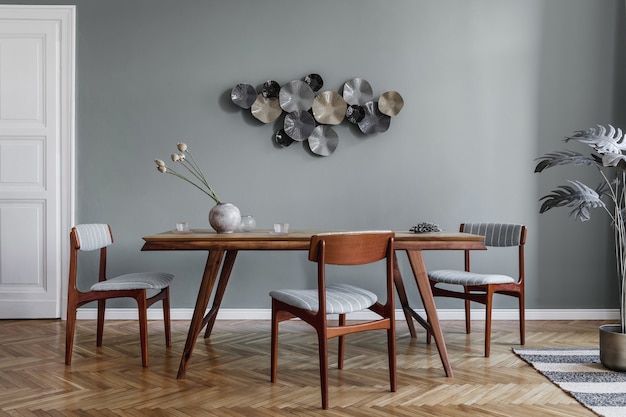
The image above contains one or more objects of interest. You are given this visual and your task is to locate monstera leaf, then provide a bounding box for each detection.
[566,125,626,156]
[534,150,601,173]
[539,180,606,222]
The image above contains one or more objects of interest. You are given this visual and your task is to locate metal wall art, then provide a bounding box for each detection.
[231,74,403,157]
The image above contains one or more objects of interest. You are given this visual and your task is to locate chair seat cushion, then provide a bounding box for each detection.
[269,283,377,314]
[428,270,515,285]
[90,272,174,291]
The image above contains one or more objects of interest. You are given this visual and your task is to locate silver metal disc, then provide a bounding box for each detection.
[284,110,316,141]
[342,78,373,106]
[231,83,257,109]
[358,101,391,134]
[279,80,315,112]
[308,125,338,156]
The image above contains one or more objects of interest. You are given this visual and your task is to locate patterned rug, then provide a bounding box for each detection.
[513,348,626,417]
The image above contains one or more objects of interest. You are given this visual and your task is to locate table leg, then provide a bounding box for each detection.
[177,250,225,379]
[204,250,238,339]
[405,249,453,377]
[393,253,417,338]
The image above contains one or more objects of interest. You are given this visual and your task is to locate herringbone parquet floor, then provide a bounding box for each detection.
[0,318,606,416]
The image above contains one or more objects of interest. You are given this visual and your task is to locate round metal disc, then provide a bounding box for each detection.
[378,91,404,117]
[345,104,365,124]
[251,94,282,124]
[358,101,391,134]
[262,80,281,99]
[312,91,347,125]
[308,125,338,156]
[283,110,316,141]
[274,129,294,147]
[279,80,315,112]
[304,73,323,92]
[231,83,257,109]
[342,78,373,106]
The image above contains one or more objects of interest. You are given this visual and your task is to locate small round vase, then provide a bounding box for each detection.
[239,215,257,232]
[209,203,241,233]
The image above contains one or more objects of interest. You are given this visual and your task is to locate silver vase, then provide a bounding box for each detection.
[209,203,241,233]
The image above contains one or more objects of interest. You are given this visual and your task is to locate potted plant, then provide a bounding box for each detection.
[535,124,626,371]
[155,142,241,233]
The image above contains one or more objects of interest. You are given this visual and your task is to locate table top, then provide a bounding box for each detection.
[141,230,486,252]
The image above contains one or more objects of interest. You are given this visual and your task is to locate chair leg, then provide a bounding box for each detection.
[387,325,397,392]
[338,314,345,369]
[318,331,329,410]
[519,292,525,345]
[464,286,471,334]
[484,287,494,357]
[137,292,149,367]
[96,299,106,347]
[270,303,279,383]
[65,305,77,365]
[163,287,171,347]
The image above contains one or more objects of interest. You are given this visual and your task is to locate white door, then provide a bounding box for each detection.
[0,6,75,318]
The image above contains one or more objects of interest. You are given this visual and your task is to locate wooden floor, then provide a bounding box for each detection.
[0,318,608,416]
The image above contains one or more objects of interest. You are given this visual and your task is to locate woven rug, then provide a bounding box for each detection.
[513,348,626,417]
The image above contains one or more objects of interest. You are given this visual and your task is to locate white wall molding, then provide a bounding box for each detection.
[76,308,620,321]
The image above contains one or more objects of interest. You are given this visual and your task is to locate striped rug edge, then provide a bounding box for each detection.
[513,348,626,417]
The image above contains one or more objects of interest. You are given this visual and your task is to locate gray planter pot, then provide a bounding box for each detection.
[600,324,626,372]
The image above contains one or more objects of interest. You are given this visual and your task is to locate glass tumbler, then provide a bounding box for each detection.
[239,215,257,232]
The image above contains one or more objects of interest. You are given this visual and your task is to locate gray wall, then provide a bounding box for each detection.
[6,0,624,310]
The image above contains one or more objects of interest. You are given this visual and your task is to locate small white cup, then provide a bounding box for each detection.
[176,222,190,232]
[274,223,289,234]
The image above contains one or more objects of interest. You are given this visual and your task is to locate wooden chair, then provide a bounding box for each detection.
[428,223,527,357]
[270,231,396,409]
[65,224,173,367]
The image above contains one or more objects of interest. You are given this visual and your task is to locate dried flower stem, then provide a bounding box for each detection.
[182,149,222,203]
[163,166,221,203]
[155,143,222,204]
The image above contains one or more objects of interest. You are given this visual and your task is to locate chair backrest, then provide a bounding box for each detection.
[460,223,526,282]
[460,223,526,247]
[68,224,114,290]
[308,231,395,315]
[73,224,114,251]
[309,231,395,265]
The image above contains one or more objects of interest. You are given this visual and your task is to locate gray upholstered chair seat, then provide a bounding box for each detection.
[90,272,174,291]
[270,283,377,314]
[428,270,515,286]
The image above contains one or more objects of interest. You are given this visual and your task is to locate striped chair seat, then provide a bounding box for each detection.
[270,283,377,314]
[90,272,174,291]
[428,269,515,286]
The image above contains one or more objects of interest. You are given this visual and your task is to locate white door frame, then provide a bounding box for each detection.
[0,5,75,318]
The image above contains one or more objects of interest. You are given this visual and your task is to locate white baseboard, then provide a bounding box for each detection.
[75,308,621,321]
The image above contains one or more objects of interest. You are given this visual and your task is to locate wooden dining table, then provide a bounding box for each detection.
[141,229,486,379]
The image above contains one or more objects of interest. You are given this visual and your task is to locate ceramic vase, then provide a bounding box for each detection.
[209,203,241,233]
[599,324,626,371]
